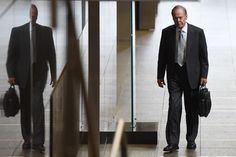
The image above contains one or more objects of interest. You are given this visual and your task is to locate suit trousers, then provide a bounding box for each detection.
[166,64,199,145]
[19,70,45,146]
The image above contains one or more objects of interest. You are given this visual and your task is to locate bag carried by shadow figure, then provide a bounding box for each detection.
[198,86,212,117]
[3,85,20,117]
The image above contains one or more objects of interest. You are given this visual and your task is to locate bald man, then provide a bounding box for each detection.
[157,5,209,152]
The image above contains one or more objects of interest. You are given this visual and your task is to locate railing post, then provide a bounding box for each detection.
[88,1,100,157]
[110,119,128,157]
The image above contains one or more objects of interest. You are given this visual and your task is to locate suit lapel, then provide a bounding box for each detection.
[186,24,193,58]
[35,24,42,55]
[24,23,30,41]
[23,23,30,55]
[170,26,176,58]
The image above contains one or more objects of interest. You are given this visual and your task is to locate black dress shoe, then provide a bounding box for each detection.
[32,145,45,153]
[187,142,196,150]
[163,144,179,152]
[22,141,31,150]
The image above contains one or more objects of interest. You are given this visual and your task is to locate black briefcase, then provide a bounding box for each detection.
[198,86,211,117]
[3,85,20,117]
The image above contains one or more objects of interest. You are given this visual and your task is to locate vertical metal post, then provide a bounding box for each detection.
[88,1,100,157]
[130,1,136,131]
[51,0,57,28]
[82,0,85,29]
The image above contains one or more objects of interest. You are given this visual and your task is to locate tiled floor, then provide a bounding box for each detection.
[1,0,236,157]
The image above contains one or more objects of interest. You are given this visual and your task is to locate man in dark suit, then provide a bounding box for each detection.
[157,5,209,152]
[6,4,56,153]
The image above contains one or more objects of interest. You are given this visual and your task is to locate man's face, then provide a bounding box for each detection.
[30,7,38,25]
[172,8,187,29]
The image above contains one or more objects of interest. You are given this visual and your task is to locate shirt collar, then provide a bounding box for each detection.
[182,23,188,33]
[30,22,36,29]
[177,23,188,33]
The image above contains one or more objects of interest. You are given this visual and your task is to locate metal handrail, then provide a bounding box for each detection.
[110,119,128,157]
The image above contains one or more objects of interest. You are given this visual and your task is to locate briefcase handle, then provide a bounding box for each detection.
[10,85,15,88]
[199,85,205,90]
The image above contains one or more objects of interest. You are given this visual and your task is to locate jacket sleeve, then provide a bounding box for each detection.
[199,29,209,78]
[6,28,17,78]
[157,29,167,79]
[48,28,57,81]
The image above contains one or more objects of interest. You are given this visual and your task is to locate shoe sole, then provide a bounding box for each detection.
[163,147,179,152]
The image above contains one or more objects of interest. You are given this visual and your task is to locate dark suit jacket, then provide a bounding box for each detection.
[157,23,209,89]
[6,23,56,88]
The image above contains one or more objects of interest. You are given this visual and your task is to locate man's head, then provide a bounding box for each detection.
[30,4,38,25]
[171,5,187,29]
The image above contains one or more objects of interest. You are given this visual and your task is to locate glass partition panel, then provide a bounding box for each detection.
[99,1,117,132]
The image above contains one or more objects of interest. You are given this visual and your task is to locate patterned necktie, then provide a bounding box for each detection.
[177,30,185,66]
